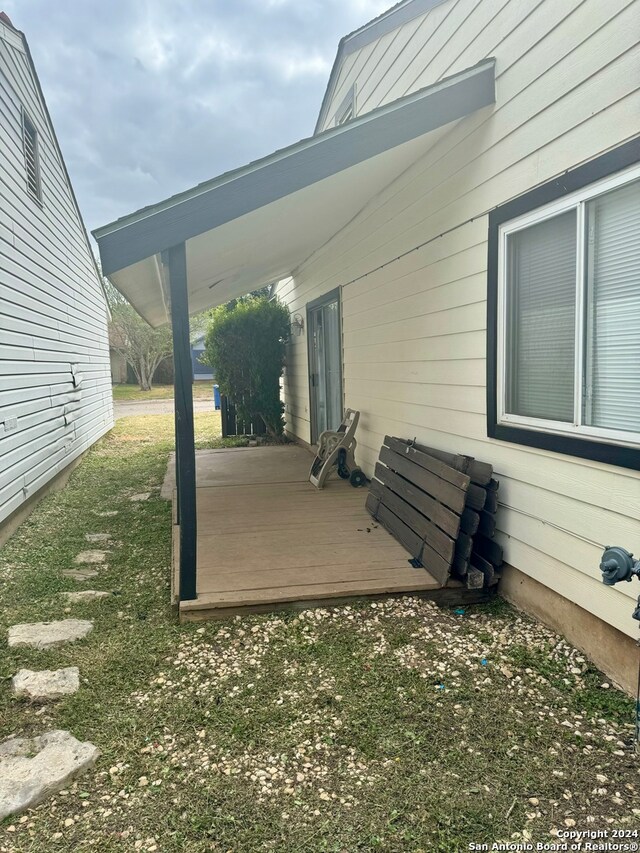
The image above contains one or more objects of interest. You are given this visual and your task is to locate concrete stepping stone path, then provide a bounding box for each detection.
[61,590,111,603]
[0,730,99,820]
[74,550,107,564]
[62,568,100,581]
[85,533,112,544]
[8,620,93,650]
[129,492,151,502]
[12,668,80,702]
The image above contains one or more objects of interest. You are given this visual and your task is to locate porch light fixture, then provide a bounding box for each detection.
[291,313,304,336]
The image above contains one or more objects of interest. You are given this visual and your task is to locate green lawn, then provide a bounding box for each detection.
[0,414,637,851]
[112,382,214,402]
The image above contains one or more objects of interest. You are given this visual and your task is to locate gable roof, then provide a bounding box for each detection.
[315,0,449,133]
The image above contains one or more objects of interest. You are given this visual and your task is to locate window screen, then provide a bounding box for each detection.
[584,180,640,434]
[505,210,577,422]
[489,142,640,468]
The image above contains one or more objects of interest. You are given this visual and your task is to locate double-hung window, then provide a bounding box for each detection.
[488,141,640,469]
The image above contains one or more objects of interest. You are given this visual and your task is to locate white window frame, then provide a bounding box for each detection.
[497,162,640,449]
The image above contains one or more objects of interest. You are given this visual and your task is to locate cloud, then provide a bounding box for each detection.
[3,0,391,232]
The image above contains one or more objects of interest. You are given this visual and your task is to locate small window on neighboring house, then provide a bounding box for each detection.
[488,143,640,469]
[22,111,42,202]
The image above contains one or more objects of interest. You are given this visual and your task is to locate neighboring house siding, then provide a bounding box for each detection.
[277,0,640,638]
[192,342,214,380]
[110,349,128,384]
[0,22,113,525]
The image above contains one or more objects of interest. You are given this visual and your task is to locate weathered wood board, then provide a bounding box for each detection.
[367,437,474,585]
[367,437,504,591]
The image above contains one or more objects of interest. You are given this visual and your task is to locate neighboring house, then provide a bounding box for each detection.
[110,347,128,384]
[0,12,113,540]
[93,0,639,689]
[191,334,214,381]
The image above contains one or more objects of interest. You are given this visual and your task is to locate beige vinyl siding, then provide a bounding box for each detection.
[276,0,640,638]
[320,0,637,126]
[326,10,432,126]
[319,0,452,130]
[0,24,113,525]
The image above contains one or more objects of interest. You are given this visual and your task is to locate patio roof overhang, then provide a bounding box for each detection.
[93,58,495,327]
[94,58,495,604]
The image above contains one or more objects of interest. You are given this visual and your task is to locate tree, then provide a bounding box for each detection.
[202,295,290,438]
[106,281,173,391]
[188,309,215,341]
[188,287,271,341]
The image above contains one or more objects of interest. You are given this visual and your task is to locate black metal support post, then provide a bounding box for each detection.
[167,242,197,601]
[174,413,180,522]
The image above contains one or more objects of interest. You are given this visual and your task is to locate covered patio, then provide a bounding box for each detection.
[160,444,465,620]
[93,59,496,614]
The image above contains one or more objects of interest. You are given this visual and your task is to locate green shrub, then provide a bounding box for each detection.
[203,296,290,438]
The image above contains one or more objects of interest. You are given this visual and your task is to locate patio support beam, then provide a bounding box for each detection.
[167,242,197,602]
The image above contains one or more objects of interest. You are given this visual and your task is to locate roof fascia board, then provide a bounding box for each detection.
[314,0,449,134]
[345,0,448,55]
[0,19,25,51]
[96,58,495,278]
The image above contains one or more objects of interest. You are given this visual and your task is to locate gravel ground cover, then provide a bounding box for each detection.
[0,412,637,852]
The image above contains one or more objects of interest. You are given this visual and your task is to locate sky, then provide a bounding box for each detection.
[4,0,391,233]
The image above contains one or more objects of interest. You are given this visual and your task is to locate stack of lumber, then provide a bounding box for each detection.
[366,436,502,589]
[421,443,503,589]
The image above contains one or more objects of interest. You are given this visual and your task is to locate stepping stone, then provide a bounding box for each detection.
[95,510,118,517]
[12,668,80,702]
[85,533,111,544]
[0,730,99,820]
[8,620,93,650]
[62,568,100,581]
[74,550,107,564]
[61,590,111,603]
[129,492,150,502]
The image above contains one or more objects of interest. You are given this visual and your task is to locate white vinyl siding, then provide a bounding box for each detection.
[277,0,640,639]
[0,24,113,525]
[21,109,40,201]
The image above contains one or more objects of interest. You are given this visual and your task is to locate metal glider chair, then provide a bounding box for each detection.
[309,408,367,489]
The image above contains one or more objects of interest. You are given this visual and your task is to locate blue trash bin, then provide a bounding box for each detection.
[213,384,221,410]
